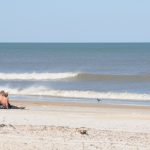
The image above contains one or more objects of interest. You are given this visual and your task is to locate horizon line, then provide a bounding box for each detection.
[0,42,150,44]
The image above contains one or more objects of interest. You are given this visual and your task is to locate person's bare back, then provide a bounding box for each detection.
[0,91,9,109]
[0,96,8,108]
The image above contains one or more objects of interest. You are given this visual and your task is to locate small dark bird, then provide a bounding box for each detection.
[97,98,102,102]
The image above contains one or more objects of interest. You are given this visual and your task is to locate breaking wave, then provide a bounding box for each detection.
[0,72,77,80]
[0,72,150,81]
[1,86,150,101]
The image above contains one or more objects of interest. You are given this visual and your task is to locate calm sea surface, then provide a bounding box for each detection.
[0,43,150,105]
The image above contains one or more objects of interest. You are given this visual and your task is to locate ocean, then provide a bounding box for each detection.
[0,43,150,105]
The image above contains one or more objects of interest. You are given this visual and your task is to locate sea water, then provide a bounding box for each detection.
[0,43,150,105]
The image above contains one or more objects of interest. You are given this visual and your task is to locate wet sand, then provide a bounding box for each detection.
[0,100,150,150]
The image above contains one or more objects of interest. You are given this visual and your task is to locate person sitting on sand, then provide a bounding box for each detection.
[0,90,25,109]
[0,90,10,109]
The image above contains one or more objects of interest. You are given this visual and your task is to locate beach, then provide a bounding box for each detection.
[0,0,150,148]
[0,100,150,150]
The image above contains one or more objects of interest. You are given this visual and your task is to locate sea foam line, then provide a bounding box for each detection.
[2,86,150,101]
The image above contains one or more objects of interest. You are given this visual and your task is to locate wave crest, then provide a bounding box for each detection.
[1,86,150,101]
[0,72,77,80]
[0,72,150,81]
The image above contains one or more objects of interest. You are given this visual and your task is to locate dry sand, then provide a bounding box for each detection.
[0,100,150,150]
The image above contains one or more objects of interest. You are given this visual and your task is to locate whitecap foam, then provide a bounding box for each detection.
[0,72,78,80]
[1,86,150,101]
[1,72,149,82]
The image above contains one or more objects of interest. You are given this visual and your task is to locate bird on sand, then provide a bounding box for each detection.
[96,98,102,102]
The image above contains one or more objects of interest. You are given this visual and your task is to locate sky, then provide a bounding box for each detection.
[0,0,150,42]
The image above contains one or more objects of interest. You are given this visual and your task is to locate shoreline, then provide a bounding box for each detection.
[11,99,150,110]
[10,94,150,107]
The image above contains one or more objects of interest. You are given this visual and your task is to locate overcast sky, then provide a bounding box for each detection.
[0,0,150,42]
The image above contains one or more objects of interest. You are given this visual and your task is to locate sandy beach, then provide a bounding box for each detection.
[0,101,150,150]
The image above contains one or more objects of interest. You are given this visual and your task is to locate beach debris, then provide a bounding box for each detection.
[78,127,88,135]
[9,124,16,129]
[0,124,6,128]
